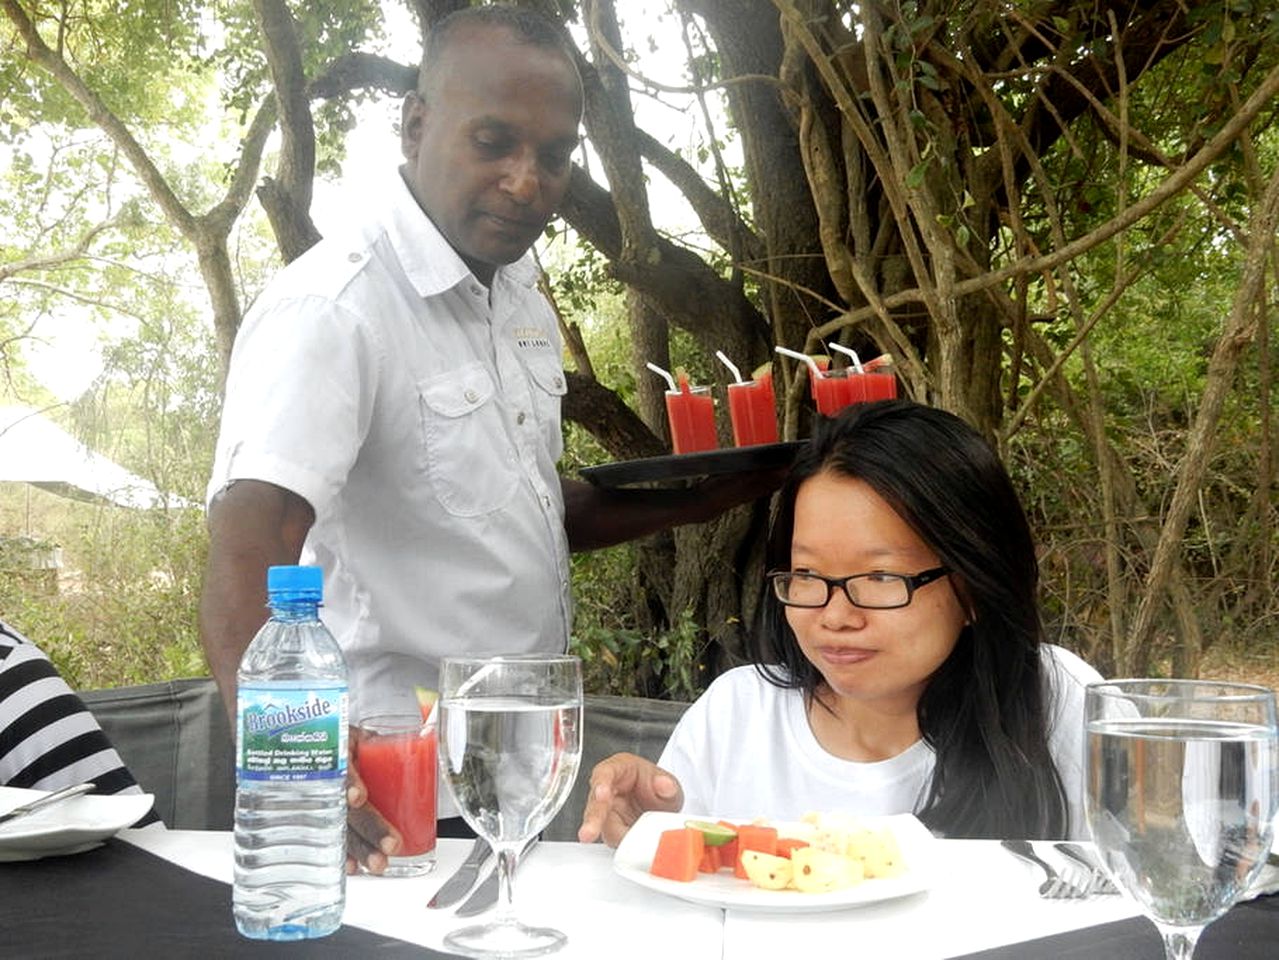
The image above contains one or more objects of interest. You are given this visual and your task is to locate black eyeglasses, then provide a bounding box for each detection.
[767,567,951,609]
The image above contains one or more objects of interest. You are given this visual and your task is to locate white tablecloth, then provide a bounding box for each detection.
[121,828,1152,959]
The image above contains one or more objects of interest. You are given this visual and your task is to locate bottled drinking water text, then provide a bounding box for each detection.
[233,565,348,940]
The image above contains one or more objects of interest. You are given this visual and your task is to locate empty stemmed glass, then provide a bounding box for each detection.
[1084,679,1278,960]
[438,654,583,958]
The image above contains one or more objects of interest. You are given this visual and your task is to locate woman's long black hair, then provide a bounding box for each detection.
[751,400,1068,839]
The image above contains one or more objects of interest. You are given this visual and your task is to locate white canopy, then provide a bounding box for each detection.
[0,405,183,510]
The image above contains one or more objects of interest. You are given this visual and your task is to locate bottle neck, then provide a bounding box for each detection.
[268,597,321,622]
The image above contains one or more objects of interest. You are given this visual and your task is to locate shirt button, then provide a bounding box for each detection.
[516,411,526,425]
[347,252,362,263]
[464,389,479,404]
[553,376,564,390]
[542,495,551,507]
[470,284,484,296]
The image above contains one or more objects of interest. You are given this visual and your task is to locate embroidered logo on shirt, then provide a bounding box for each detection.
[512,326,552,350]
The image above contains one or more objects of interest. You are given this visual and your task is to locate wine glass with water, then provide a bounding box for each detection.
[1085,679,1278,960]
[438,654,583,958]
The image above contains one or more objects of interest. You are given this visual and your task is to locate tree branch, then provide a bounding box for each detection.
[1,0,198,238]
[635,128,763,264]
[0,219,116,282]
[308,51,418,100]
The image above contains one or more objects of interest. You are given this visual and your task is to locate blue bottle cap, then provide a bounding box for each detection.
[266,564,323,600]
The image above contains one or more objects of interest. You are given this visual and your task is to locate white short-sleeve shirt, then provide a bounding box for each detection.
[658,644,1102,839]
[208,172,573,724]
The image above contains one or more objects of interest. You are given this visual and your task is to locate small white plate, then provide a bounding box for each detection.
[613,811,936,913]
[0,786,154,861]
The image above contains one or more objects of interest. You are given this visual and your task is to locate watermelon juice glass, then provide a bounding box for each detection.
[355,713,438,877]
[812,367,897,415]
[726,372,778,446]
[665,378,718,454]
[862,370,898,400]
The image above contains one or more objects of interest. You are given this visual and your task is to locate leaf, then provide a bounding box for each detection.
[906,161,929,189]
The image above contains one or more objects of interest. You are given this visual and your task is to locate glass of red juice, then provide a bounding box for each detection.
[664,382,718,454]
[862,370,898,400]
[810,369,856,416]
[355,713,437,877]
[726,374,778,446]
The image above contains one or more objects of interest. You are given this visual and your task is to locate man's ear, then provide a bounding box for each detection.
[401,92,425,159]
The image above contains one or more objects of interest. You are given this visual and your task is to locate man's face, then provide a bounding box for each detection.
[401,26,581,283]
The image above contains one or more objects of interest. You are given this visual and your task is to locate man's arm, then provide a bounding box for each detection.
[561,468,787,553]
[198,479,401,874]
[199,479,316,723]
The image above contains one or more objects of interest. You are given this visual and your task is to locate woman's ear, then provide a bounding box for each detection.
[949,574,976,625]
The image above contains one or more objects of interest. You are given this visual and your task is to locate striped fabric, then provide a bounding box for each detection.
[0,619,158,823]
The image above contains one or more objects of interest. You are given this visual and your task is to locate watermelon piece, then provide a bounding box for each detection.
[716,820,739,867]
[650,827,705,882]
[697,844,721,874]
[733,824,779,879]
[776,837,810,858]
[414,685,439,724]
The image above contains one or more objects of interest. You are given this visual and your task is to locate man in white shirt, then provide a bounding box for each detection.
[200,7,778,873]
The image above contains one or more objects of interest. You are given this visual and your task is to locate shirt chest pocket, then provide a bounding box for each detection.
[524,359,567,460]
[418,363,519,517]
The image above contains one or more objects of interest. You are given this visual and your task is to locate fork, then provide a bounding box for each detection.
[1053,842,1119,895]
[1000,839,1093,899]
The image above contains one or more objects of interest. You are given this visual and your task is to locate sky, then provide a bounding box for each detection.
[20,1,722,401]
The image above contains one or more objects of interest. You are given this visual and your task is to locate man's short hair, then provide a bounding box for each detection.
[417,6,579,99]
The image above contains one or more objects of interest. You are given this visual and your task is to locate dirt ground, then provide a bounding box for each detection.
[1199,644,1279,696]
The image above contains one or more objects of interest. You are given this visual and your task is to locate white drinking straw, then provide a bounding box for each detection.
[715,350,744,384]
[645,361,678,391]
[774,345,822,377]
[830,343,865,373]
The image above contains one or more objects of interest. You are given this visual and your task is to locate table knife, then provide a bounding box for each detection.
[0,782,95,826]
[454,835,539,917]
[427,838,491,909]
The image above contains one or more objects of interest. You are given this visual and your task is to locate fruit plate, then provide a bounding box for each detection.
[612,811,936,913]
[579,442,803,488]
[0,786,154,862]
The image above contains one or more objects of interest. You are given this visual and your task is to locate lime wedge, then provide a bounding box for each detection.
[685,820,737,846]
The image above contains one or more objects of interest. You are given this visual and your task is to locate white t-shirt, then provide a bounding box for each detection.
[207,173,573,722]
[658,644,1101,839]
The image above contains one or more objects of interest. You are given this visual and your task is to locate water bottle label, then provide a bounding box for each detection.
[237,686,349,781]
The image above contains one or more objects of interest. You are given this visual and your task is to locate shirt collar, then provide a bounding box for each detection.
[384,170,540,298]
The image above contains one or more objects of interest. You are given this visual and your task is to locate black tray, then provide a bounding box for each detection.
[579,441,804,488]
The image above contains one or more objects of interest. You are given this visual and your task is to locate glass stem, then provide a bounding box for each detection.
[1158,925,1202,960]
[494,844,518,926]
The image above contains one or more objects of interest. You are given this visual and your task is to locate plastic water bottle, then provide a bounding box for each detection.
[233,564,348,940]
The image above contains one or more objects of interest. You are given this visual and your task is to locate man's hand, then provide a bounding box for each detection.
[345,728,401,874]
[577,752,684,848]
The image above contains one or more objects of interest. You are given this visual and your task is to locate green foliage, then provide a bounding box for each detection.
[0,488,206,690]
[569,607,708,702]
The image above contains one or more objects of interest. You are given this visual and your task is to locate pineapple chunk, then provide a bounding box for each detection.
[846,828,906,878]
[739,850,793,890]
[789,846,864,892]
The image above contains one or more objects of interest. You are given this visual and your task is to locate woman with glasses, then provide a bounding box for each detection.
[579,400,1101,846]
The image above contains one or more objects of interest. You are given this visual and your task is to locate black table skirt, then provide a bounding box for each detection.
[954,893,1278,960]
[2,837,1274,958]
[0,838,455,958]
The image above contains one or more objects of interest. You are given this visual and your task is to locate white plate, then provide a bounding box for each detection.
[0,786,155,861]
[613,811,936,913]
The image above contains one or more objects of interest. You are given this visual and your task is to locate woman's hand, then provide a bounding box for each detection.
[577,752,684,848]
